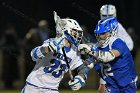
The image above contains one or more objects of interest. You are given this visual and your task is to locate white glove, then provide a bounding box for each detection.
[48,41,58,53]
[78,44,91,52]
[83,59,94,69]
[48,38,65,53]
[68,75,85,91]
[87,63,94,69]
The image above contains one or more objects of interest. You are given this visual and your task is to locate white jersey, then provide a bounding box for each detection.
[117,23,134,51]
[26,38,83,90]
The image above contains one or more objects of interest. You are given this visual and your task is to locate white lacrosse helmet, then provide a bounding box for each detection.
[100,4,116,19]
[54,11,83,47]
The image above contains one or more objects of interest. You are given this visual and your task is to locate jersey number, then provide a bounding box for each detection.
[100,63,114,78]
[44,59,67,78]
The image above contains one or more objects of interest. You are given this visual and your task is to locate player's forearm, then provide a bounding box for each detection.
[31,46,50,61]
[93,50,120,62]
[77,64,88,80]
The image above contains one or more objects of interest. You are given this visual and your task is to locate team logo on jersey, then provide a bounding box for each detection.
[53,53,72,63]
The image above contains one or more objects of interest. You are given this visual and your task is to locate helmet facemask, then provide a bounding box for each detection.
[63,28,83,47]
[94,16,118,48]
[53,11,83,47]
[95,31,112,47]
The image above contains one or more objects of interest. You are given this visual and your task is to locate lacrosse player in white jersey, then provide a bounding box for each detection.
[98,4,134,93]
[21,11,88,93]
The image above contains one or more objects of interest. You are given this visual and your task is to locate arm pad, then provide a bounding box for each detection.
[97,50,115,62]
[31,46,46,61]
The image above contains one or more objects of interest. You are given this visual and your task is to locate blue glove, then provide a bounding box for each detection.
[68,75,85,91]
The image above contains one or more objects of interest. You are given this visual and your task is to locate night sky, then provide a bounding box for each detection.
[0,0,140,38]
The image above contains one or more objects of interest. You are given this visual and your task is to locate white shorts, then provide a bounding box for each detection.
[21,83,59,93]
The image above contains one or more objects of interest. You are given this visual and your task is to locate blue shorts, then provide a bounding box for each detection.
[105,82,137,93]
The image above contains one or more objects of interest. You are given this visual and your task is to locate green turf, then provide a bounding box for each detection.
[0,89,140,93]
[0,90,97,93]
[60,89,97,93]
[0,90,19,93]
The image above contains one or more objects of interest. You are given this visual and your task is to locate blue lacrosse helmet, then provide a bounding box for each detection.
[94,17,118,47]
[110,17,118,30]
[94,16,118,35]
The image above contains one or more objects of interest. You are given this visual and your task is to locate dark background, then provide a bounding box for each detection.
[0,0,140,38]
[0,0,140,90]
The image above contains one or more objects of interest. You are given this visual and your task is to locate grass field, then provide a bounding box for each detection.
[0,90,97,93]
[0,89,140,93]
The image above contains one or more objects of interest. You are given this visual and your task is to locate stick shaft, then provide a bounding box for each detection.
[62,47,74,80]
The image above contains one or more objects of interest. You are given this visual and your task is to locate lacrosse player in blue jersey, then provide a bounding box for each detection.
[78,17,138,93]
[99,5,135,93]
[100,4,134,51]
[21,11,88,93]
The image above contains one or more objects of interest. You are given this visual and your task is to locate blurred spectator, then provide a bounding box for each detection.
[1,24,19,89]
[23,19,51,79]
[37,19,52,41]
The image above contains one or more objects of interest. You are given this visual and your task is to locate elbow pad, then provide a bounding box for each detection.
[31,46,46,61]
[97,50,115,62]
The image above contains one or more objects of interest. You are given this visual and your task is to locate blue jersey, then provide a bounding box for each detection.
[93,38,137,88]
